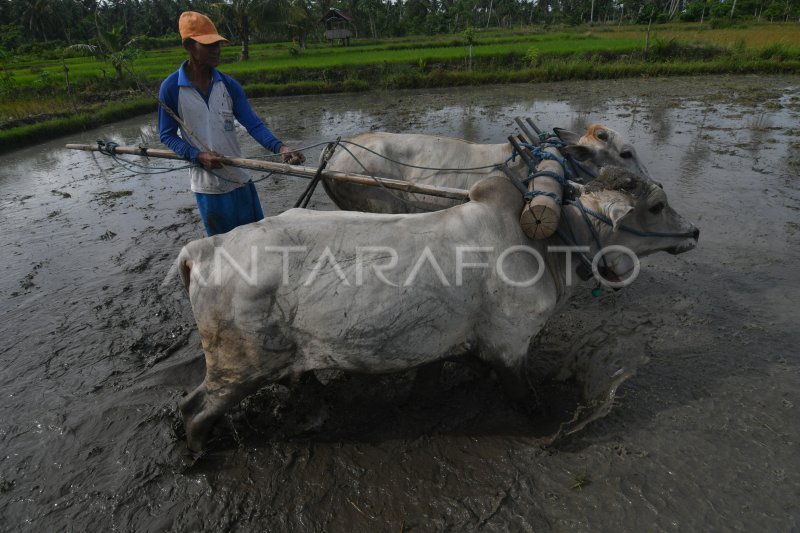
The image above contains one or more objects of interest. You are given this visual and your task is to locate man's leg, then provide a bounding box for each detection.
[194,182,264,236]
[195,190,237,236]
[236,181,265,227]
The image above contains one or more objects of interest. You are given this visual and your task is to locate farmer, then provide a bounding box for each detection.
[158,11,305,236]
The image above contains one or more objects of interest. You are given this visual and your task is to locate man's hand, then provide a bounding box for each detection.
[198,151,223,170]
[280,145,305,165]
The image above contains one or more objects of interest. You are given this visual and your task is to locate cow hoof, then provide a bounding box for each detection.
[184,420,212,452]
[182,408,220,452]
[179,388,205,417]
[179,388,214,452]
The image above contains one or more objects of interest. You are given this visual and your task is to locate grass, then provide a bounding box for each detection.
[0,98,154,152]
[1,23,799,152]
[616,23,800,48]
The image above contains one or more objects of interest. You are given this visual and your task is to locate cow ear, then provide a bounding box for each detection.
[561,144,595,162]
[607,203,634,230]
[554,127,581,144]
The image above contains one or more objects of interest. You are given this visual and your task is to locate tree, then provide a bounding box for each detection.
[19,0,55,42]
[358,0,384,38]
[68,24,140,80]
[212,0,259,60]
[284,0,316,47]
[213,0,303,60]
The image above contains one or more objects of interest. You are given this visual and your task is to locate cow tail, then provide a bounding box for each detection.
[177,246,193,291]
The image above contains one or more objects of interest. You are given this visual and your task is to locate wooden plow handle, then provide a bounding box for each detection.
[64,143,470,202]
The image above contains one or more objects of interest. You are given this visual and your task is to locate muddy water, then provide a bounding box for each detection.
[1,75,799,531]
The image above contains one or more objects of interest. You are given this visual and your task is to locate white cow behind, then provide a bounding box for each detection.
[323,123,650,213]
[177,167,698,450]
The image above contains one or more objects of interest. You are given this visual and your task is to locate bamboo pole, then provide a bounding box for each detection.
[65,143,470,202]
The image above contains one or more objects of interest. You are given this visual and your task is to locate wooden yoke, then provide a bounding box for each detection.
[513,138,564,240]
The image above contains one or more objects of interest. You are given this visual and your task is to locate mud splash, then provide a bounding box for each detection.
[1,75,799,531]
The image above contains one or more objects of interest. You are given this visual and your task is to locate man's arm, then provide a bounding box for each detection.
[158,76,201,163]
[226,75,305,164]
[225,75,284,154]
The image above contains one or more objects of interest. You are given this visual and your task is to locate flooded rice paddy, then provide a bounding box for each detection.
[1,75,799,531]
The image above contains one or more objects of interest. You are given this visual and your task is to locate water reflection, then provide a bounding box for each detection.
[744,111,771,162]
[680,107,711,191]
[459,106,481,141]
[647,100,672,145]
[623,95,644,134]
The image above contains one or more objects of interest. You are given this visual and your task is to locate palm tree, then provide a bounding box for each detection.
[19,0,54,42]
[214,0,308,60]
[284,0,316,48]
[68,24,139,81]
[212,0,260,61]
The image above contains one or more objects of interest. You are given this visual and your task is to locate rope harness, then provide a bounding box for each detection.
[507,134,589,203]
[553,194,697,287]
[500,132,695,289]
[295,137,340,209]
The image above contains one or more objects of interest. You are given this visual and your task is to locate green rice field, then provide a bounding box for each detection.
[1,23,799,152]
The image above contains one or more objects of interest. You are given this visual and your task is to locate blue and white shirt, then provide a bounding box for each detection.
[158,61,283,194]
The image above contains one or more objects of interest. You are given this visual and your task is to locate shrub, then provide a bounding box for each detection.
[0,69,15,96]
[648,38,681,60]
[0,24,25,51]
[342,78,369,92]
[759,43,797,61]
[524,47,541,67]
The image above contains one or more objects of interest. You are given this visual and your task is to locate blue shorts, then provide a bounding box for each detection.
[194,181,265,236]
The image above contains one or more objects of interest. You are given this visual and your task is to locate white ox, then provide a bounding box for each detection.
[323,123,650,213]
[177,167,698,450]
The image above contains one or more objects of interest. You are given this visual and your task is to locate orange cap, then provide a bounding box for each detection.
[179,11,228,45]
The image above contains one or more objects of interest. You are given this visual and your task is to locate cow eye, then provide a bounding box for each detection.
[649,202,665,215]
[596,130,609,141]
[620,150,633,159]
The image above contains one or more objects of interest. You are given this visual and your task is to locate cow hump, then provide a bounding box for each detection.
[468,176,522,206]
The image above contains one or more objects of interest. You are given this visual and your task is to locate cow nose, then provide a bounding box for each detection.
[692,227,700,241]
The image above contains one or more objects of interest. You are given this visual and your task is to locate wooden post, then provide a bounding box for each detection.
[518,146,564,240]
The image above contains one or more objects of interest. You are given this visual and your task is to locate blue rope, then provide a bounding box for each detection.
[573,200,609,270]
[571,160,598,180]
[523,170,567,186]
[539,131,560,144]
[509,138,580,206]
[528,145,573,181]
[97,140,120,156]
[574,203,697,238]
[531,135,599,181]
[524,190,562,203]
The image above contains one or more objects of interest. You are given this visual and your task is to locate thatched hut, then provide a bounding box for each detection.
[321,8,354,46]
